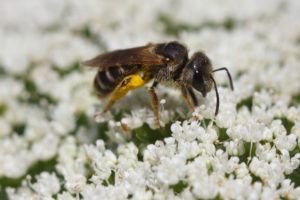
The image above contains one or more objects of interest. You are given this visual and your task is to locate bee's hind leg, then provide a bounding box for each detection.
[148,81,161,128]
[102,74,146,113]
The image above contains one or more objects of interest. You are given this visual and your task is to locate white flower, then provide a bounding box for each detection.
[252,105,274,124]
[57,192,77,200]
[227,118,265,142]
[117,143,138,169]
[192,175,218,199]
[0,78,23,103]
[0,150,33,178]
[31,134,59,160]
[155,154,187,185]
[144,139,177,165]
[51,103,75,135]
[171,121,205,142]
[291,122,300,138]
[32,172,60,196]
[0,118,11,137]
[84,140,117,181]
[235,163,249,178]
[65,174,87,194]
[280,150,300,174]
[81,184,128,200]
[31,65,60,96]
[224,139,245,156]
[274,134,297,151]
[177,140,201,159]
[249,156,285,187]
[253,90,273,108]
[131,188,153,200]
[57,136,77,165]
[270,120,287,137]
[256,144,276,163]
[6,187,37,200]
[290,153,300,170]
[121,109,146,129]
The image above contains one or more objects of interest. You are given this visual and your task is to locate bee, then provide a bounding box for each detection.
[82,41,234,127]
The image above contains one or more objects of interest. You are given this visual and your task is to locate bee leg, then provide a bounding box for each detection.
[102,74,146,113]
[180,85,196,111]
[187,87,198,107]
[148,81,161,128]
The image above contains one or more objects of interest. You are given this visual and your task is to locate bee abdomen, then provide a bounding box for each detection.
[93,67,123,97]
[94,65,142,97]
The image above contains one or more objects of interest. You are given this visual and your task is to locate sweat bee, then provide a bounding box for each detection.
[82,41,234,127]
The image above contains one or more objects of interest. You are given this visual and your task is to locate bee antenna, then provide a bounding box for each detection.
[210,75,219,116]
[212,67,234,90]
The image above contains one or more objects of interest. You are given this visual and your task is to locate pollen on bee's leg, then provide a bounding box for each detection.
[94,74,149,123]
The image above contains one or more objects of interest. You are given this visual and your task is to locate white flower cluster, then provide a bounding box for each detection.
[1,0,300,199]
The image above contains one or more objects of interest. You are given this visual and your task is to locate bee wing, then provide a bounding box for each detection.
[82,44,166,69]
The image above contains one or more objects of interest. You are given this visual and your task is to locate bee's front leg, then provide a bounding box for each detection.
[180,84,196,111]
[187,87,198,107]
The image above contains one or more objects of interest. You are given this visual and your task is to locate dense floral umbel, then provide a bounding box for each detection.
[1,0,300,199]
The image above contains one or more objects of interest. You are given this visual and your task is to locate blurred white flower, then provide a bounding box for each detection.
[0,118,11,137]
[224,139,245,156]
[57,192,77,200]
[275,134,297,151]
[32,172,60,196]
[51,103,76,135]
[65,174,87,194]
[192,175,218,199]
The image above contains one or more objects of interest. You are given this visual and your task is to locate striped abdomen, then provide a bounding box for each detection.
[94,65,141,97]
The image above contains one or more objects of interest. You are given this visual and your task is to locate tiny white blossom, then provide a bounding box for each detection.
[171,121,205,142]
[224,139,245,156]
[155,154,186,185]
[51,103,76,135]
[32,172,60,196]
[192,175,218,199]
[84,141,117,181]
[57,192,77,200]
[275,134,297,151]
[65,174,87,194]
[0,118,11,137]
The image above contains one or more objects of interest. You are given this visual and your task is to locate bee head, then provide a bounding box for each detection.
[182,52,213,97]
[181,52,234,116]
